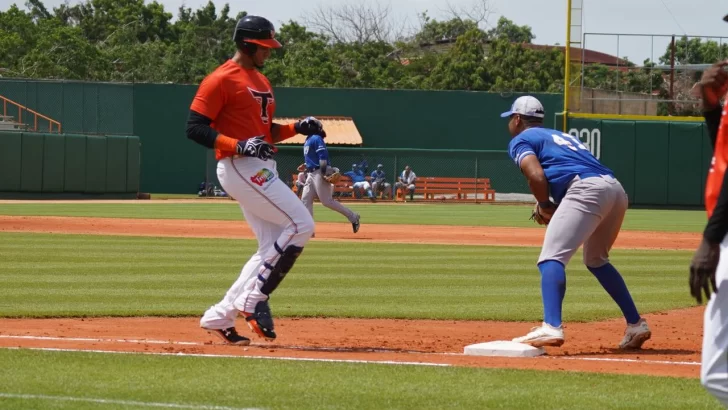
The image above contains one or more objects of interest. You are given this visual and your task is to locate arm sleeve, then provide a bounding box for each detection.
[508,137,537,167]
[186,110,219,149]
[704,169,728,243]
[186,110,237,152]
[705,105,723,149]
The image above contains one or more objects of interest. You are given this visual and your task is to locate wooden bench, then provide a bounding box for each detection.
[396,177,495,202]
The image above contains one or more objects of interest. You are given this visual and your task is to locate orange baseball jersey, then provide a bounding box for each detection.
[190,60,276,160]
[706,106,728,218]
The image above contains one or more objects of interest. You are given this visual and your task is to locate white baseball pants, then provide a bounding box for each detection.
[200,156,314,330]
[702,233,728,407]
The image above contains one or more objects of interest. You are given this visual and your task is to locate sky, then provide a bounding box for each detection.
[2,0,727,64]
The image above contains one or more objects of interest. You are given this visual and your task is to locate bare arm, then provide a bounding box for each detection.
[519,155,551,204]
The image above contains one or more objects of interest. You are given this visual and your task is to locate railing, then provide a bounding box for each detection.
[0,95,62,133]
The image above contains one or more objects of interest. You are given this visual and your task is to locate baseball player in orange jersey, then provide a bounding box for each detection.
[186,16,323,345]
[692,30,728,403]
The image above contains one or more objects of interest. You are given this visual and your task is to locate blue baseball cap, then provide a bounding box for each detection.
[500,96,545,118]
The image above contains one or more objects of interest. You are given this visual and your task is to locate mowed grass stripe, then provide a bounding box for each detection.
[0,202,707,232]
[0,232,696,321]
[0,349,720,410]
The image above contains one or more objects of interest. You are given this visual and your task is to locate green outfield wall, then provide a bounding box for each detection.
[0,131,140,198]
[557,114,712,208]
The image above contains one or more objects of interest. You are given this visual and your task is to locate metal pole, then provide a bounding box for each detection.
[670,35,675,115]
[563,0,573,132]
[393,154,398,201]
[474,157,479,204]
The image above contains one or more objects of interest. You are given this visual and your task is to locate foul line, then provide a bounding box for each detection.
[0,335,701,367]
[0,392,261,410]
[558,356,700,366]
[0,347,451,367]
[0,335,199,345]
[0,334,437,355]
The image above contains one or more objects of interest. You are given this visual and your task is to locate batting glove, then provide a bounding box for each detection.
[295,116,324,136]
[237,136,275,161]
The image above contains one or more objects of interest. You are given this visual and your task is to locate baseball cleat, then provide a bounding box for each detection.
[619,318,651,349]
[202,327,251,346]
[243,300,277,341]
[512,322,565,347]
[352,215,361,233]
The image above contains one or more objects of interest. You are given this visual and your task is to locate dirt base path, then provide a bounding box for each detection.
[0,307,703,378]
[0,215,701,250]
[0,215,705,378]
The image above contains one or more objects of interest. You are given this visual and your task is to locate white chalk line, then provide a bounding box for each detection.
[557,356,700,366]
[0,392,261,410]
[0,334,701,367]
[0,346,450,367]
[0,334,435,355]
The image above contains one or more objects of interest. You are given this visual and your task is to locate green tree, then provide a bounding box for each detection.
[425,28,488,91]
[413,13,482,45]
[486,38,562,92]
[487,17,535,43]
[659,36,728,65]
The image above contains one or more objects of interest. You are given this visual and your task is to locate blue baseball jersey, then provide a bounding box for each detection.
[303,135,329,169]
[371,170,386,180]
[508,127,614,203]
[344,169,367,183]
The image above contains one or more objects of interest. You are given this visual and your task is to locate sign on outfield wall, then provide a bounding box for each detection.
[568,128,601,159]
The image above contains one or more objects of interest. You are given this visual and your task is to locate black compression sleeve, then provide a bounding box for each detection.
[705,169,728,243]
[705,105,722,149]
[186,110,219,149]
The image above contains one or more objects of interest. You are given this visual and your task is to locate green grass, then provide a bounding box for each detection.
[0,202,707,232]
[0,349,719,410]
[0,232,696,321]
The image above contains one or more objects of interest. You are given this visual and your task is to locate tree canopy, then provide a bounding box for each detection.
[0,0,716,109]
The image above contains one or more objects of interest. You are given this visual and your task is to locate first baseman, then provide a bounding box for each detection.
[690,48,728,405]
[300,133,361,233]
[503,96,651,349]
[186,16,323,345]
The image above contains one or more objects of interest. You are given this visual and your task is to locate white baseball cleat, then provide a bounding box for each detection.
[512,322,565,347]
[619,318,651,349]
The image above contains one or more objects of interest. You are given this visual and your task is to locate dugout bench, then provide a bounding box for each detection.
[395,177,495,202]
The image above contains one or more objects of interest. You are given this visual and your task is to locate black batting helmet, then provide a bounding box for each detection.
[233,16,281,49]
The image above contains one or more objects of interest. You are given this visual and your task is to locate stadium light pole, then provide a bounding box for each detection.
[563,0,572,132]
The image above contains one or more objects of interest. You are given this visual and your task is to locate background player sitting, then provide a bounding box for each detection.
[395,165,417,201]
[371,164,391,199]
[344,164,375,201]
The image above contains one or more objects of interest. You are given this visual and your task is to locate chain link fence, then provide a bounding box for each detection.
[202,146,531,203]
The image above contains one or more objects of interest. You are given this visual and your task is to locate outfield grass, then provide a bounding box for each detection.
[0,232,696,320]
[0,349,719,410]
[0,202,707,232]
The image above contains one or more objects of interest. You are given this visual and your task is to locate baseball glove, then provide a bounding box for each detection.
[324,172,342,184]
[530,202,556,226]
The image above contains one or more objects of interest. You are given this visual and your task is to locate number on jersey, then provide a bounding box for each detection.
[552,133,588,152]
[303,146,309,155]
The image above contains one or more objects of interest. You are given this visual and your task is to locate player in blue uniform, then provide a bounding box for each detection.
[371,164,391,199]
[344,164,376,201]
[300,133,360,233]
[502,96,651,349]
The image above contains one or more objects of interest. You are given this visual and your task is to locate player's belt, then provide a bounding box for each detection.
[579,173,614,180]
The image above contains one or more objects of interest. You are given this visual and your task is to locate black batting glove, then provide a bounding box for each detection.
[689,238,720,304]
[237,136,275,161]
[295,116,324,136]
